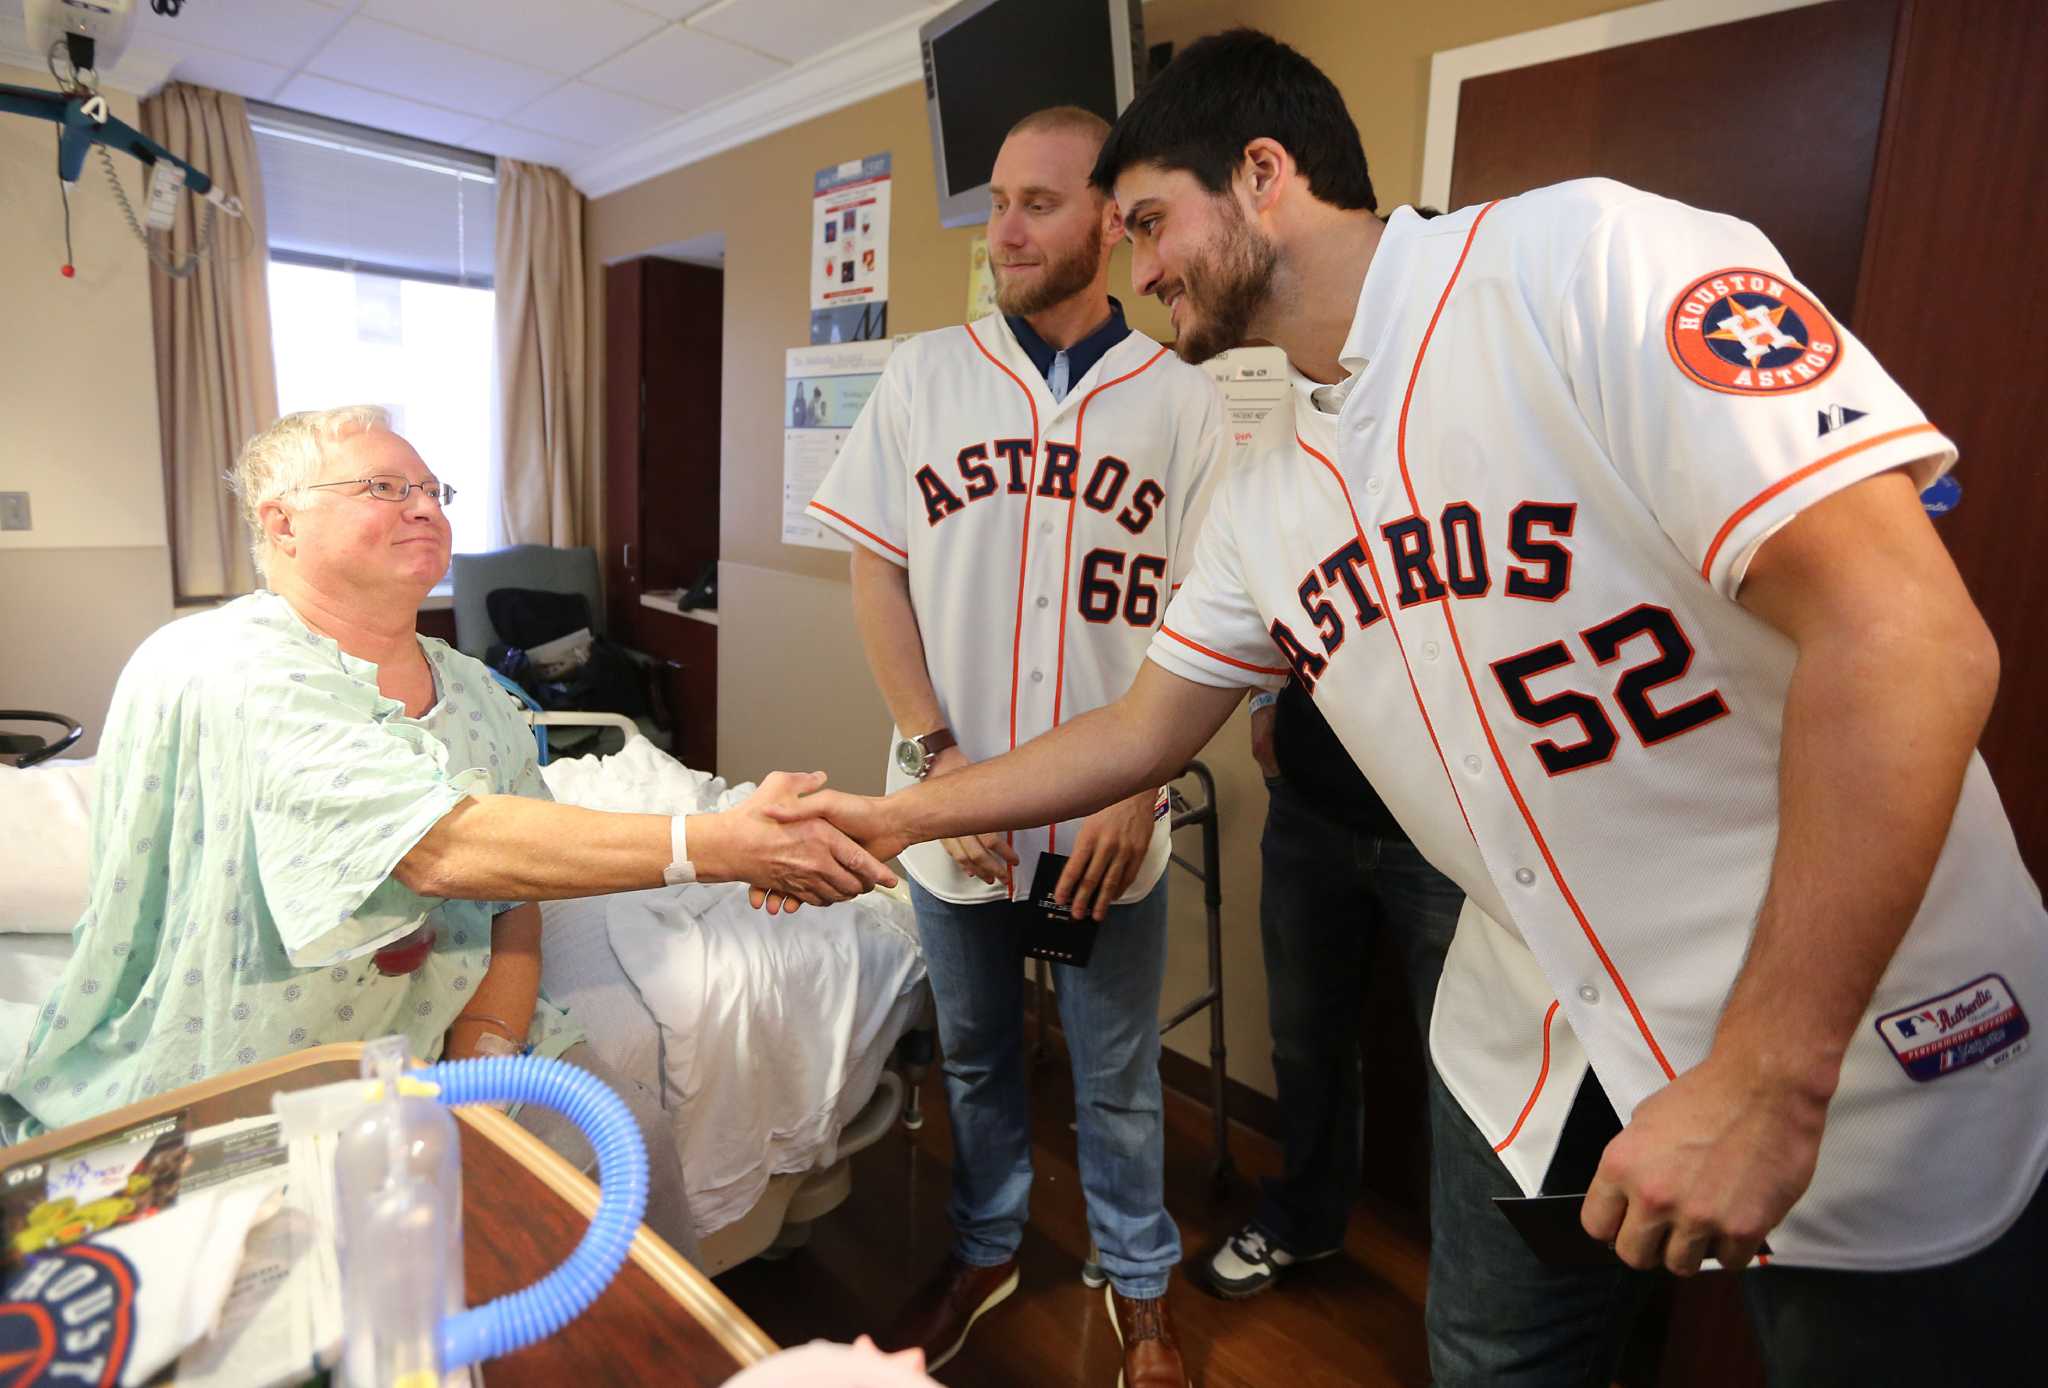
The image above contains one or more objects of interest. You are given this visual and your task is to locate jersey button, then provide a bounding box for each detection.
[1031,670,1045,684]
[1423,641,1440,660]
[1514,867,1537,886]
[1366,477,1384,494]
[1462,754,1482,774]
[1577,984,1601,1005]
[1036,596,1049,609]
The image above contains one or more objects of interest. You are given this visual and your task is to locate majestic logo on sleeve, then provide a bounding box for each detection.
[1667,269,1841,395]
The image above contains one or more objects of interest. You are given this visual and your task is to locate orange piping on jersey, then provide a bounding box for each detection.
[1392,200,1677,1080]
[1159,625,1290,677]
[1699,422,1942,581]
[1494,999,1561,1154]
[807,502,907,560]
[1047,345,1170,854]
[1298,435,1477,842]
[967,320,1043,895]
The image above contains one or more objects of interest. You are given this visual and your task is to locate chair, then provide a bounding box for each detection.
[451,545,680,754]
[449,544,609,660]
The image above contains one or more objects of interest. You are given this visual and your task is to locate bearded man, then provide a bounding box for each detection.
[805,106,1229,1387]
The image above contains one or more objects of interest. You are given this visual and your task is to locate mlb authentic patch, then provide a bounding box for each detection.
[1874,974,2031,1082]
[1666,268,1841,395]
[1,1245,136,1387]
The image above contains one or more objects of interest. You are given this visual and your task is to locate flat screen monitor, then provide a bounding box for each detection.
[920,0,1145,229]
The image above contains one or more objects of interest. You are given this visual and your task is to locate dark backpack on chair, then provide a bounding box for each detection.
[483,588,650,721]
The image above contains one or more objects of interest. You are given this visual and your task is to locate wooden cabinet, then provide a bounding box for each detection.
[605,256,724,771]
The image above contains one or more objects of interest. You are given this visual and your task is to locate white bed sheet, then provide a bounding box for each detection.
[539,737,927,1238]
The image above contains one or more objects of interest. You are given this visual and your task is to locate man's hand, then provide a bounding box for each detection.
[1580,1047,1828,1275]
[1249,702,1279,779]
[928,744,1021,889]
[691,771,896,915]
[1054,789,1159,921]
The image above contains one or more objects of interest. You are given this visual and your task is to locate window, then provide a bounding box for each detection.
[252,103,499,558]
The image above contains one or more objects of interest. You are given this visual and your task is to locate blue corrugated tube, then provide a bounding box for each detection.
[424,1054,649,1370]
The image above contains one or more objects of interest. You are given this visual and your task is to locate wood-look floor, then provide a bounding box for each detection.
[717,1053,1432,1387]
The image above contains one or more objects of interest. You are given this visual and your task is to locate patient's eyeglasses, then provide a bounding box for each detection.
[304,474,458,506]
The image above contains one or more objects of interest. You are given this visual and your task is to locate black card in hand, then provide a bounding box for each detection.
[1018,852,1100,968]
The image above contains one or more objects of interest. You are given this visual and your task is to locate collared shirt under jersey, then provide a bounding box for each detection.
[1007,296,1132,402]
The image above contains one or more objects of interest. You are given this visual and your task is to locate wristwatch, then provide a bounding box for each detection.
[894,727,957,780]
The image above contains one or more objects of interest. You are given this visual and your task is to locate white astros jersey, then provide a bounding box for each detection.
[812,312,1227,903]
[1150,179,2046,1269]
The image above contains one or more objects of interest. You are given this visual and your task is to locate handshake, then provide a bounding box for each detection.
[697,770,909,916]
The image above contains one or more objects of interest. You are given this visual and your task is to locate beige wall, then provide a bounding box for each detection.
[584,0,1638,1098]
[0,63,176,754]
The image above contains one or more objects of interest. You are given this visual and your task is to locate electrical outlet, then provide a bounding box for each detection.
[0,492,30,531]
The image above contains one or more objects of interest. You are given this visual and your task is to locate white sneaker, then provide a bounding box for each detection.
[1200,1223,1334,1299]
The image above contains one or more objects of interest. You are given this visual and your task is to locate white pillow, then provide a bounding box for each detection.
[0,761,94,933]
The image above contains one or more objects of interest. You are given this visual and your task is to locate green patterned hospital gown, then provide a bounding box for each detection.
[1,591,582,1142]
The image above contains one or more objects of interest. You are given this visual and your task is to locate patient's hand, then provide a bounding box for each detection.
[694,771,896,915]
[763,788,911,875]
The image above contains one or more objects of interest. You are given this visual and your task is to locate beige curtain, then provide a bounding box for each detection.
[495,159,592,547]
[141,81,277,603]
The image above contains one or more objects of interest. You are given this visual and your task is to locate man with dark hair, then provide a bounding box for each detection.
[807,104,1228,1386]
[794,28,2047,1387]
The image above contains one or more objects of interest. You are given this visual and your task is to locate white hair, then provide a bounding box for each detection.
[230,405,390,577]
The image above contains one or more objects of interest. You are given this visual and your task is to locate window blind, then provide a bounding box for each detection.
[251,101,496,288]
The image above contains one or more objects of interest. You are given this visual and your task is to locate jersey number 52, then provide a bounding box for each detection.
[1489,603,1730,776]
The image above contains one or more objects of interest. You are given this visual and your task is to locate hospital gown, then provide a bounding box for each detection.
[1,590,582,1142]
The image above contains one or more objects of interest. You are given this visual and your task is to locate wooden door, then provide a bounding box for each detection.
[1852,0,2048,880]
[1448,0,1897,322]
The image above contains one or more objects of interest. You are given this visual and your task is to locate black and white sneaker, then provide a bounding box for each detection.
[1199,1223,1336,1299]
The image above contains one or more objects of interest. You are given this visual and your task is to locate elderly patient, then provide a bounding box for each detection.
[0,406,892,1257]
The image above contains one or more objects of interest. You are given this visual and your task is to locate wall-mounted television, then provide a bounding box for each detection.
[920,0,1146,229]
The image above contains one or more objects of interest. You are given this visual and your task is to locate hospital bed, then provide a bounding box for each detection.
[0,729,931,1276]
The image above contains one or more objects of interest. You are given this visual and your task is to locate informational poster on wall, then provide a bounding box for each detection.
[1201,345,1290,451]
[810,153,891,344]
[964,233,998,322]
[783,338,897,550]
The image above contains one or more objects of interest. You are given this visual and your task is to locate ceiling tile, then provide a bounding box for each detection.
[307,17,559,120]
[584,24,784,113]
[508,81,676,145]
[617,0,720,19]
[151,39,294,102]
[358,0,666,78]
[274,74,489,148]
[687,0,932,65]
[468,124,598,172]
[135,0,347,69]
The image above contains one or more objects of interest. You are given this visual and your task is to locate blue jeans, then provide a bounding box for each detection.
[909,876,1180,1299]
[1426,1066,1655,1386]
[1252,775,1464,1256]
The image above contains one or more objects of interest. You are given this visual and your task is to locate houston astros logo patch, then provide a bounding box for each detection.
[1,1246,135,1388]
[1667,268,1841,395]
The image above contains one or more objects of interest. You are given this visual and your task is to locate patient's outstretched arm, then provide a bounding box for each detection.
[394,771,895,908]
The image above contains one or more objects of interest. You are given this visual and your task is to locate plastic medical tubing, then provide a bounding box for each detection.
[424,1054,650,1370]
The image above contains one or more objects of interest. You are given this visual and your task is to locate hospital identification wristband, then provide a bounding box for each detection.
[664,814,699,886]
[1248,689,1280,713]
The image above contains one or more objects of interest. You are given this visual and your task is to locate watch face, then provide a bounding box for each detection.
[895,739,924,777]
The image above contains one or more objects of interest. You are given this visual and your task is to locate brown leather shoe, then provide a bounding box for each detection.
[1107,1284,1189,1387]
[874,1256,1019,1372]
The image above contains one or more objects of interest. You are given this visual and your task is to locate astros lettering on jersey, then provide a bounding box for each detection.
[1150,178,2046,1269]
[811,311,1227,904]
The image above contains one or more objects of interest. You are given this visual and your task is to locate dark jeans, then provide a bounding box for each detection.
[1252,775,1464,1255]
[1426,1020,2048,1386]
